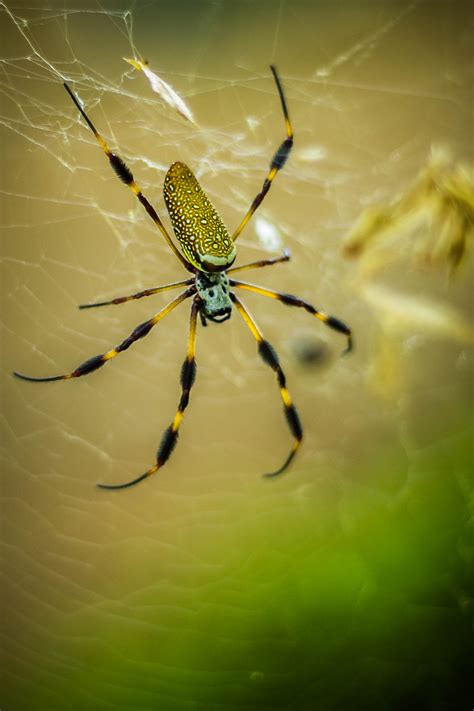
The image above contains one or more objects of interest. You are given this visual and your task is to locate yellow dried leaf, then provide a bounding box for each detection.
[343,149,474,275]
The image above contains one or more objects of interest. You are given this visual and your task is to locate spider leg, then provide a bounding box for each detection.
[229,280,352,354]
[79,277,193,309]
[227,248,291,275]
[63,83,193,273]
[13,287,195,383]
[231,66,293,242]
[230,292,302,478]
[98,296,200,490]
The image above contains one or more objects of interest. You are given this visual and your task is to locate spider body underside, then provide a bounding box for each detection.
[195,271,232,323]
[14,66,352,489]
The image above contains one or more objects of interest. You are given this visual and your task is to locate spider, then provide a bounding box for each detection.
[14,66,352,490]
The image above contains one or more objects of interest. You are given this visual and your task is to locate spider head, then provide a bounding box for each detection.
[195,271,232,322]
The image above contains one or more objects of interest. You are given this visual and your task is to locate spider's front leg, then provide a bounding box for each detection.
[230,280,353,354]
[98,297,201,490]
[231,292,302,477]
[13,288,194,383]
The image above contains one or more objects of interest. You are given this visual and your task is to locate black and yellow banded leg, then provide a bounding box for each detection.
[231,66,294,242]
[13,287,195,383]
[63,83,193,273]
[230,292,302,477]
[79,277,194,309]
[98,297,200,490]
[230,279,353,354]
[227,248,291,275]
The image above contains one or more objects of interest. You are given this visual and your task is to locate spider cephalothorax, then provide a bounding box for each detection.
[14,66,352,490]
[195,271,232,322]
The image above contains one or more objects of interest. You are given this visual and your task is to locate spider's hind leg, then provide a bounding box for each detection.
[79,278,193,309]
[226,249,291,276]
[231,67,294,242]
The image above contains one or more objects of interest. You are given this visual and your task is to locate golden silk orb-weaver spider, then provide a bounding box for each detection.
[14,66,352,490]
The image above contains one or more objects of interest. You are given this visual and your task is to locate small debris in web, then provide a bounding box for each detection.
[254,216,283,252]
[124,57,197,127]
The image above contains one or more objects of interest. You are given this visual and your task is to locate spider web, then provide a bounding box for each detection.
[2,2,473,710]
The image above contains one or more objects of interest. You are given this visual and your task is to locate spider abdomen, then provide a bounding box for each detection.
[163,162,236,273]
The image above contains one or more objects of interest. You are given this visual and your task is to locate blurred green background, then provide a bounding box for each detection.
[1,1,472,709]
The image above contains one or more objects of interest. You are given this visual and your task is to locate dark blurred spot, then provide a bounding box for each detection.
[291,336,331,369]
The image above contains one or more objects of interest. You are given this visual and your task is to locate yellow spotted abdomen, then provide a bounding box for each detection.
[163,162,236,272]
